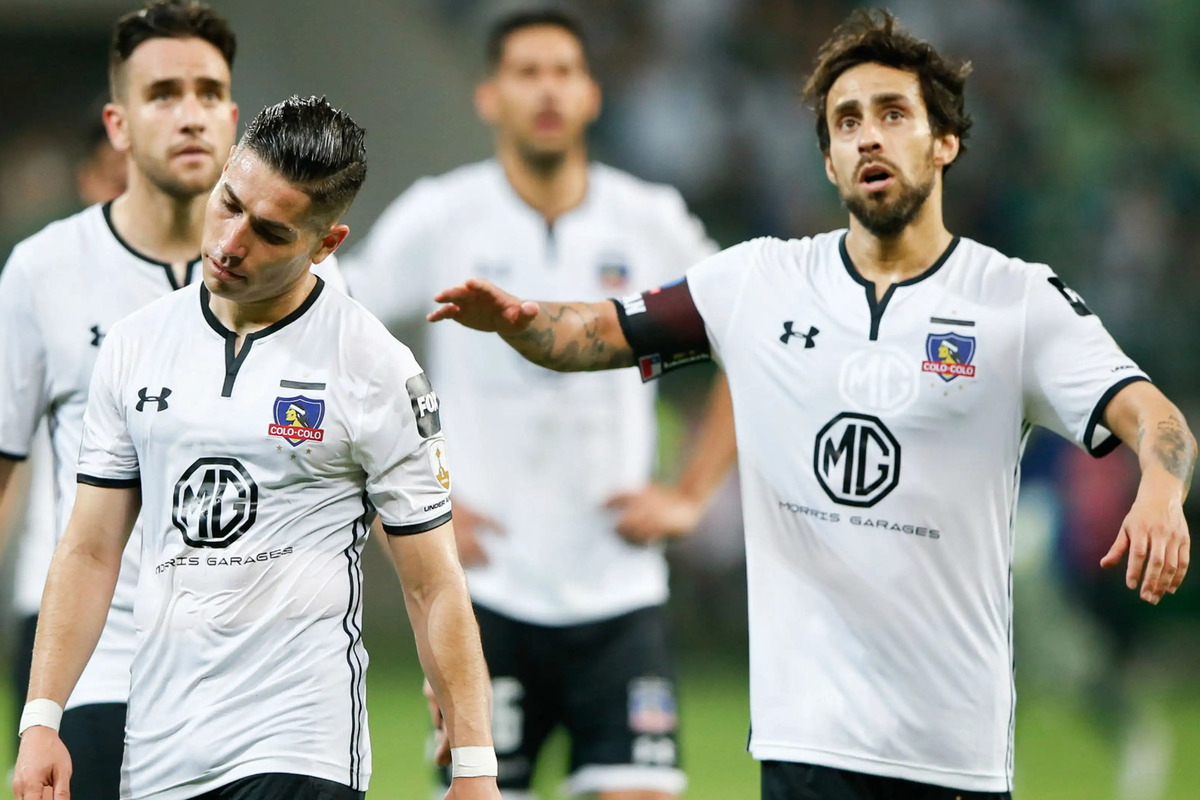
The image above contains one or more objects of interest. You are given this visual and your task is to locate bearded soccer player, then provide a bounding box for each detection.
[346,10,732,798]
[430,11,1194,800]
[0,3,343,798]
[12,96,500,800]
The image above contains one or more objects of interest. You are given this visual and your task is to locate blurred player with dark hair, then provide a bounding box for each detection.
[13,95,500,800]
[346,8,733,799]
[0,3,343,797]
[431,10,1194,800]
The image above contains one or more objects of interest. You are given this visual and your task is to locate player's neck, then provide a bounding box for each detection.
[498,142,589,224]
[844,196,953,299]
[207,271,318,346]
[110,170,206,278]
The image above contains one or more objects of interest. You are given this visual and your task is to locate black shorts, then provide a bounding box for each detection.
[761,762,1012,800]
[58,702,126,800]
[189,773,363,800]
[439,603,684,795]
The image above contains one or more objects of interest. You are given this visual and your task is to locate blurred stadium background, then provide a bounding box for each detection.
[1,0,1198,797]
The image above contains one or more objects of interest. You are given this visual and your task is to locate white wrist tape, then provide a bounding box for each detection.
[450,745,498,778]
[18,699,64,736]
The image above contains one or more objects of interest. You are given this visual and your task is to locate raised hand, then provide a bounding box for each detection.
[429,279,540,336]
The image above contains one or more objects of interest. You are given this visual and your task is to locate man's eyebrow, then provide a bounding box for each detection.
[144,78,181,96]
[870,92,910,107]
[224,185,298,240]
[832,98,862,116]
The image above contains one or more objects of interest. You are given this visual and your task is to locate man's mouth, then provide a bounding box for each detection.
[534,110,563,132]
[172,143,212,159]
[206,254,243,282]
[858,163,896,192]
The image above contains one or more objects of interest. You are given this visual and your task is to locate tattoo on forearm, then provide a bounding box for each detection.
[1150,414,1196,487]
[505,302,633,372]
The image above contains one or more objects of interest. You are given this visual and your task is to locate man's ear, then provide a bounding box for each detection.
[475,80,498,126]
[103,103,130,154]
[824,152,838,186]
[312,223,350,264]
[933,133,960,170]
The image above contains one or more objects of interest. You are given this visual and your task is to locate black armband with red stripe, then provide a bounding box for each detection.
[611,278,711,382]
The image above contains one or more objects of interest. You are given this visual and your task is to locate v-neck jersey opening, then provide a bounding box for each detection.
[200,276,326,397]
[838,232,962,340]
[103,200,202,289]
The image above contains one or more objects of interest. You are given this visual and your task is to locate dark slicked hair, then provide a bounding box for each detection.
[237,96,367,226]
[803,10,973,171]
[109,0,236,99]
[486,8,590,71]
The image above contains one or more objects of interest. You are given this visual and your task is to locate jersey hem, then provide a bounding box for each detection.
[470,596,669,628]
[749,743,1009,793]
[78,472,140,488]
[121,758,369,800]
[0,448,28,461]
[383,509,452,536]
[1084,374,1150,458]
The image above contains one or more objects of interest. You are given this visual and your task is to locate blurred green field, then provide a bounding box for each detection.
[4,663,1199,798]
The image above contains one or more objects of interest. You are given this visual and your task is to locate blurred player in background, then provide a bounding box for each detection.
[346,9,734,799]
[2,100,128,774]
[13,95,499,800]
[0,2,342,797]
[430,10,1194,800]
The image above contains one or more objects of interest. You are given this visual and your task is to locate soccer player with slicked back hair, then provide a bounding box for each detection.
[346,9,731,799]
[0,4,347,798]
[13,96,499,800]
[431,10,1194,800]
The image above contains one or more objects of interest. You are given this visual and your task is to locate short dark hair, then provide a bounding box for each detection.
[485,8,590,71]
[109,0,236,99]
[803,10,972,170]
[237,95,367,226]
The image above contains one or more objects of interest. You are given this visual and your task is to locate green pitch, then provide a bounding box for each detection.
[3,664,1199,798]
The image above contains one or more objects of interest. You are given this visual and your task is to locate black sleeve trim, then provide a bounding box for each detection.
[611,278,712,383]
[77,473,140,489]
[1084,375,1151,458]
[0,448,28,462]
[383,510,453,537]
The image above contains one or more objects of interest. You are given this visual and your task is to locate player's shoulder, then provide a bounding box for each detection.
[109,281,199,338]
[698,231,835,273]
[3,204,106,281]
[313,281,421,372]
[589,162,693,216]
[946,236,1056,297]
[410,159,500,204]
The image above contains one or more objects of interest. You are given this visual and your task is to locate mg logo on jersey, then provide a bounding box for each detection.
[922,332,976,381]
[172,457,258,548]
[814,412,901,507]
[269,395,325,447]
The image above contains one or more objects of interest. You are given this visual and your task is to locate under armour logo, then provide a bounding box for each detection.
[90,325,105,347]
[136,387,172,412]
[780,321,819,348]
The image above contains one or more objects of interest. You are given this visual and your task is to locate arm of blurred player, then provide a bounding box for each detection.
[386,521,501,799]
[430,278,632,372]
[13,483,140,800]
[0,457,18,560]
[1100,381,1194,603]
[609,372,737,544]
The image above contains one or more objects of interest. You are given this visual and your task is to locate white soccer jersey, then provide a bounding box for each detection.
[12,426,56,616]
[0,203,346,709]
[345,159,715,625]
[76,277,449,800]
[648,232,1144,792]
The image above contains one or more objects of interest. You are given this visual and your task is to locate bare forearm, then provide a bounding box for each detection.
[403,574,492,747]
[1136,410,1196,499]
[27,538,122,704]
[502,301,632,372]
[675,372,737,504]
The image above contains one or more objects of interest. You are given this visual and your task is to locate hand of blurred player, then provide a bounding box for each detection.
[12,726,72,800]
[424,678,451,768]
[450,499,504,566]
[429,279,540,336]
[1101,481,1190,604]
[444,776,502,799]
[607,484,705,545]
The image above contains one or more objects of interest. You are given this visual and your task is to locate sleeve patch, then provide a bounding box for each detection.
[405,372,442,438]
[1047,277,1093,317]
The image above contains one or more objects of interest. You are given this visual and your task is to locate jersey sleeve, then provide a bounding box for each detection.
[684,239,761,355]
[76,327,139,487]
[1022,267,1149,457]
[340,178,440,326]
[0,247,49,460]
[353,341,452,535]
